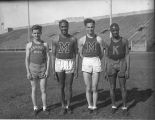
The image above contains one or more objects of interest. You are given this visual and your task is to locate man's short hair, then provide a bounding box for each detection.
[59,19,69,26]
[84,18,95,26]
[110,23,119,31]
[31,25,42,32]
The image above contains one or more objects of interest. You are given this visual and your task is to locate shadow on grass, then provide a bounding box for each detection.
[126,88,154,110]
[97,88,153,111]
[71,92,87,110]
[97,89,121,110]
[47,88,153,112]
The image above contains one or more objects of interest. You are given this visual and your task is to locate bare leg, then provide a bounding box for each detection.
[92,72,100,109]
[108,74,117,107]
[83,72,92,108]
[56,72,66,108]
[40,78,47,110]
[119,77,127,107]
[30,80,37,110]
[65,73,74,107]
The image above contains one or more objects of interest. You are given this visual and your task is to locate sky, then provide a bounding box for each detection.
[0,0,153,29]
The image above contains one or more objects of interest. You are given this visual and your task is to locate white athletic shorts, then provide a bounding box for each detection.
[82,57,102,73]
[55,58,75,73]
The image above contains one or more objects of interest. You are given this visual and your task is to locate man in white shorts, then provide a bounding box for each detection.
[51,19,79,115]
[78,18,104,114]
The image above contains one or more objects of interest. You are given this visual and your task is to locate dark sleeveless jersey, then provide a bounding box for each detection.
[55,35,75,59]
[82,35,101,57]
[107,37,126,60]
[30,41,47,64]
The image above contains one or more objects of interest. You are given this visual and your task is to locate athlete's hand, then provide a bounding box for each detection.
[125,70,129,79]
[53,71,57,81]
[80,54,84,60]
[44,71,49,78]
[27,72,32,80]
[104,72,108,81]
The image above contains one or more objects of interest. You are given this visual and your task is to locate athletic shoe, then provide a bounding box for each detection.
[66,107,73,114]
[43,109,50,115]
[33,109,39,116]
[59,108,66,115]
[122,107,128,116]
[111,106,117,114]
[87,108,93,114]
[93,108,98,115]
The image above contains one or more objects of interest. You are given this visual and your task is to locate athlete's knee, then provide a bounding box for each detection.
[92,86,97,93]
[109,83,116,91]
[108,76,116,89]
[110,86,116,92]
[40,87,46,94]
[31,86,37,92]
[86,86,91,92]
[121,85,126,91]
[66,81,72,89]
[66,85,72,93]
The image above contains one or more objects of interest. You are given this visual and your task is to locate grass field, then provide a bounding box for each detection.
[0,52,154,119]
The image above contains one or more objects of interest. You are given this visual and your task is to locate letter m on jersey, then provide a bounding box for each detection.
[58,42,70,53]
[86,42,96,52]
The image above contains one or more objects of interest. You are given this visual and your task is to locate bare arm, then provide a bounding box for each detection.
[78,36,85,59]
[51,37,57,76]
[25,42,31,79]
[97,36,104,60]
[73,37,79,79]
[125,39,130,78]
[104,42,108,72]
[44,43,50,77]
[103,40,109,80]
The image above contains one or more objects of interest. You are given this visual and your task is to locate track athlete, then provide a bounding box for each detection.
[104,23,130,115]
[51,19,79,115]
[78,18,104,114]
[25,25,50,116]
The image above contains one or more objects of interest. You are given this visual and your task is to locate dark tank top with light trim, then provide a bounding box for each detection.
[56,34,75,59]
[107,37,126,60]
[30,41,47,64]
[82,35,101,57]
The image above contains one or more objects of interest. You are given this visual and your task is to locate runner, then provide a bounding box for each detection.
[78,18,104,114]
[25,25,50,116]
[104,23,130,115]
[51,19,79,115]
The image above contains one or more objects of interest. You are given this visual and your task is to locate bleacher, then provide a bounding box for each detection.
[0,12,154,52]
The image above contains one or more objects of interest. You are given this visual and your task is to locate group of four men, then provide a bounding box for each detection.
[25,18,130,116]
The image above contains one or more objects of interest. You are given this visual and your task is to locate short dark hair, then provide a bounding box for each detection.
[31,24,42,32]
[59,19,69,26]
[84,18,95,26]
[110,23,119,30]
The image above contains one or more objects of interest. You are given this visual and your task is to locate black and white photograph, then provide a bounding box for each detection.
[0,0,154,119]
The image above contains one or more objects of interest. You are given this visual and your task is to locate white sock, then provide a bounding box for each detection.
[34,106,38,110]
[93,106,97,109]
[66,106,69,109]
[43,106,47,111]
[112,105,117,109]
[88,105,93,109]
[122,106,127,110]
